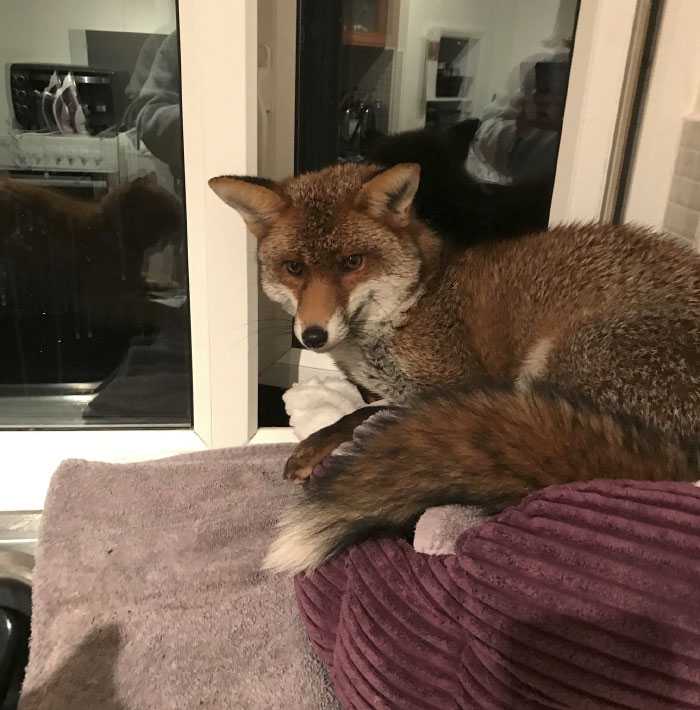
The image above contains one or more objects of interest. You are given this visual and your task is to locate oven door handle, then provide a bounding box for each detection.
[9,176,108,189]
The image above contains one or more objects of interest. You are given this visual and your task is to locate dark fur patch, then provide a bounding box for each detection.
[230,175,280,191]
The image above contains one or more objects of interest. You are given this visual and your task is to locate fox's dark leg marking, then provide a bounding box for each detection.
[283,405,390,482]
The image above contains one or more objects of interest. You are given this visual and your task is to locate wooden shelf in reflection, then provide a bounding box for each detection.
[342,0,387,48]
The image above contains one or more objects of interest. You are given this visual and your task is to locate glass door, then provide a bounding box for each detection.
[296,0,581,238]
[0,3,190,428]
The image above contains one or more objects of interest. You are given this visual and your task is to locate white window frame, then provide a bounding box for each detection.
[1,0,647,512]
[1,0,261,511]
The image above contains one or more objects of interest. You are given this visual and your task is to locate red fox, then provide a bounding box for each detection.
[209,162,700,575]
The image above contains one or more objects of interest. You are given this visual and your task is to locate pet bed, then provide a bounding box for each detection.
[296,479,700,709]
[285,375,700,708]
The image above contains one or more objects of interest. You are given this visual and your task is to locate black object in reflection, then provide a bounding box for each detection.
[365,120,556,247]
[0,579,31,710]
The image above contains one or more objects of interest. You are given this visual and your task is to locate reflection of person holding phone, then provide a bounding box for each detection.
[466,52,570,187]
[125,31,183,185]
[517,61,569,132]
[120,31,187,298]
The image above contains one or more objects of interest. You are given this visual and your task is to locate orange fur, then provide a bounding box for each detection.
[209,163,700,574]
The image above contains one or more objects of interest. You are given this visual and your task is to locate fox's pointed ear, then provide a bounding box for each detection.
[208,175,287,238]
[356,163,420,226]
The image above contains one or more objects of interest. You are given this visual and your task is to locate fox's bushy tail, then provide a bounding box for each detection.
[263,385,699,576]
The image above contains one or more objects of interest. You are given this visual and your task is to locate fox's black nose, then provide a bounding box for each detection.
[301,326,328,349]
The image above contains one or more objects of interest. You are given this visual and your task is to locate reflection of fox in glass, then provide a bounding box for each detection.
[0,174,182,317]
[210,162,700,575]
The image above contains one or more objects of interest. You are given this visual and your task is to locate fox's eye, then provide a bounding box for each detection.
[284,261,304,276]
[342,254,364,272]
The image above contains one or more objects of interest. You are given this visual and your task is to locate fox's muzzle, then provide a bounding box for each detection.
[293,278,349,351]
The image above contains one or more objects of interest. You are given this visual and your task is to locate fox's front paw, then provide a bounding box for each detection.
[283,435,339,482]
[283,405,390,482]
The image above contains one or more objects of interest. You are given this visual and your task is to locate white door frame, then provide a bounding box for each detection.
[179,0,259,448]
[0,0,649,512]
[621,0,700,233]
[549,0,646,224]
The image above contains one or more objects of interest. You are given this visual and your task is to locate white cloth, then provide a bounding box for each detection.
[282,376,366,441]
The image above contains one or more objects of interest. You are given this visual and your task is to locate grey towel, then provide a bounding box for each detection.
[20,445,339,710]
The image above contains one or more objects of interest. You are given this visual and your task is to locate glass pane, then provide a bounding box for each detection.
[0,3,191,428]
[295,0,579,239]
[256,0,581,423]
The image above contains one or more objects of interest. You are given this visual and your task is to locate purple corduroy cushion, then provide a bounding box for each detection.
[295,480,700,709]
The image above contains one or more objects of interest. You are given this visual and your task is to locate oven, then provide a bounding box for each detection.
[0,131,126,400]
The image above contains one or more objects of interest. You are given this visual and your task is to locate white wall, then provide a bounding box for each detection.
[0,0,176,129]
